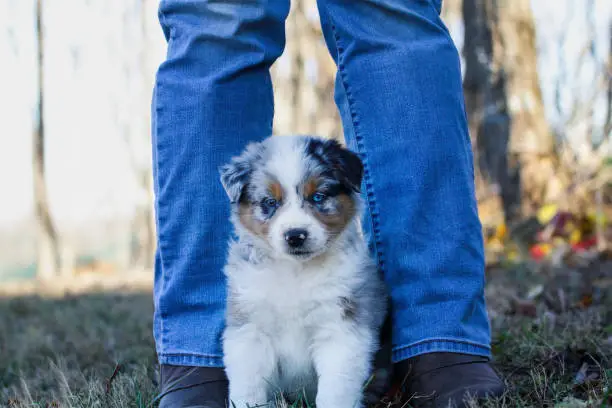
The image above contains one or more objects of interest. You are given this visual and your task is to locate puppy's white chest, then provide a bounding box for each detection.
[235,263,345,393]
[249,265,341,336]
[272,312,317,396]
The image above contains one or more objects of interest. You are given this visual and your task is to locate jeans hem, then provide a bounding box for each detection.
[158,353,225,368]
[392,338,491,363]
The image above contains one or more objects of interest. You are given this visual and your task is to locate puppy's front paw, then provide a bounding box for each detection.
[224,327,275,408]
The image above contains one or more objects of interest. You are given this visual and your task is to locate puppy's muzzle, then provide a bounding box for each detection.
[284,228,308,249]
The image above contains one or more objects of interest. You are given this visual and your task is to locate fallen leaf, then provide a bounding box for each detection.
[576,294,593,308]
[569,229,582,245]
[538,203,558,225]
[530,243,552,261]
[571,237,597,252]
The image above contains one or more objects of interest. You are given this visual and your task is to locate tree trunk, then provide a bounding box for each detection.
[34,0,61,279]
[463,0,516,223]
[272,0,340,140]
[604,23,612,140]
[463,0,559,224]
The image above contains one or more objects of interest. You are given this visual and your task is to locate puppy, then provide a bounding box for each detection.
[219,135,388,408]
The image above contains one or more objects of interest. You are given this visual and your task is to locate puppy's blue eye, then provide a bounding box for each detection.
[312,193,326,203]
[264,198,278,208]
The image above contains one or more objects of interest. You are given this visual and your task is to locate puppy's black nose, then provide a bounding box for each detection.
[284,229,308,248]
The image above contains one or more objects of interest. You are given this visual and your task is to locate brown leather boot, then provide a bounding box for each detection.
[158,365,228,408]
[393,352,505,408]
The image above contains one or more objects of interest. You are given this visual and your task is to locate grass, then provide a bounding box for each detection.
[0,265,610,408]
[0,281,159,408]
[480,310,611,407]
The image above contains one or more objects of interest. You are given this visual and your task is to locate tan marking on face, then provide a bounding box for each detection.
[303,177,319,198]
[309,193,356,237]
[238,202,270,239]
[269,181,283,201]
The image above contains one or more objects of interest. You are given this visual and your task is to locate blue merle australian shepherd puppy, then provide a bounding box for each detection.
[219,135,388,408]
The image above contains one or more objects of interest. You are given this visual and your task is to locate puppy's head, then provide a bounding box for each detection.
[220,136,363,261]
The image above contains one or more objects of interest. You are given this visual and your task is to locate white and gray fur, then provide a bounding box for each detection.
[219,136,388,408]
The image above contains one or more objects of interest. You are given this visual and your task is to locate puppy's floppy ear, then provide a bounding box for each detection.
[322,140,364,193]
[219,143,262,203]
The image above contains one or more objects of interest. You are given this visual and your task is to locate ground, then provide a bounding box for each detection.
[1,262,610,408]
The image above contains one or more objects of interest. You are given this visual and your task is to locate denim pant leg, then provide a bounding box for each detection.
[317,0,491,362]
[152,0,289,367]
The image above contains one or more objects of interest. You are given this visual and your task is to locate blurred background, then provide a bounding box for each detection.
[1,1,612,407]
[0,0,611,281]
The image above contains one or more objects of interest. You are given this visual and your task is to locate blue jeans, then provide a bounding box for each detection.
[152,0,491,367]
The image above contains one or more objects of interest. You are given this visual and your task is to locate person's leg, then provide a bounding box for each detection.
[152,0,289,405]
[316,0,503,405]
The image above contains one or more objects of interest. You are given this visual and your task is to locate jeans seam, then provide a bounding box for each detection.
[327,22,387,275]
[430,0,442,15]
[153,70,169,357]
